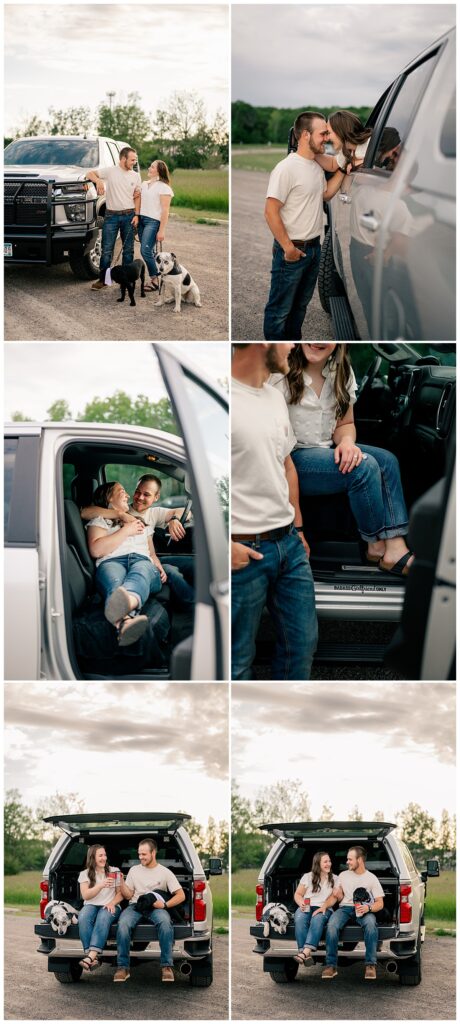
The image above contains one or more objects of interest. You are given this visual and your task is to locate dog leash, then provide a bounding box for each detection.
[104,218,137,284]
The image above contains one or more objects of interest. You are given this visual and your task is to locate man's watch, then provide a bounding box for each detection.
[168,516,179,524]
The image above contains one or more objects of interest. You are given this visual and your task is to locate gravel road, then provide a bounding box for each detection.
[231,169,334,341]
[5,218,228,341]
[4,912,228,1020]
[231,917,455,1020]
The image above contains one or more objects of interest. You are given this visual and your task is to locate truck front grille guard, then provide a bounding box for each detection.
[4,176,97,242]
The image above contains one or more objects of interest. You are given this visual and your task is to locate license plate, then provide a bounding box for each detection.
[4,243,13,257]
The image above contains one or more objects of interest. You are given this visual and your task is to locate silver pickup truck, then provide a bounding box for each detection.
[318,28,456,341]
[4,134,132,278]
[250,821,440,986]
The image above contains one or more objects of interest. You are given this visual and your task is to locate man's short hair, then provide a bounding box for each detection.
[293,111,326,141]
[138,838,158,853]
[232,344,250,350]
[349,845,367,862]
[119,146,136,161]
[137,474,162,492]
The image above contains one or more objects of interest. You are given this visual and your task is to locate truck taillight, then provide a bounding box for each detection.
[256,884,264,922]
[193,880,207,922]
[400,884,412,923]
[39,881,49,919]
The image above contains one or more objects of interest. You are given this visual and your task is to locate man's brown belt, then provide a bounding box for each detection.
[291,236,320,248]
[232,524,292,542]
[105,208,136,215]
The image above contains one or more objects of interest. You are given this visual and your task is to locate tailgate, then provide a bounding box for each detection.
[35,920,193,943]
[250,921,397,942]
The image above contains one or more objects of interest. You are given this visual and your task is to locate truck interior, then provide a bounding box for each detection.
[60,440,195,680]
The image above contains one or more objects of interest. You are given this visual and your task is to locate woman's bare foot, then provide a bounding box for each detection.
[367,542,385,561]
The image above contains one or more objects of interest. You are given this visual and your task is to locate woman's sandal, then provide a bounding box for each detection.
[294,949,314,966]
[79,955,99,971]
[144,282,159,292]
[117,614,149,648]
[379,551,414,577]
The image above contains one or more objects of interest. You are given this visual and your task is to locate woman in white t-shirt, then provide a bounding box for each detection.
[78,845,123,971]
[315,109,372,174]
[272,344,414,576]
[86,480,164,645]
[138,159,174,291]
[293,851,339,965]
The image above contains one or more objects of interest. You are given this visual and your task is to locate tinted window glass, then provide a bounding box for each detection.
[372,52,439,172]
[105,464,184,502]
[400,842,418,875]
[4,139,99,167]
[107,142,120,165]
[440,100,456,158]
[182,372,229,527]
[4,437,18,540]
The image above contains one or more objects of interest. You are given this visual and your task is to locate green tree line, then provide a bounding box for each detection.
[232,101,372,146]
[5,92,228,170]
[232,781,456,871]
[4,789,229,874]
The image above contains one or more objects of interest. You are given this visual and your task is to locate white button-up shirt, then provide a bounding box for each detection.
[270,364,357,449]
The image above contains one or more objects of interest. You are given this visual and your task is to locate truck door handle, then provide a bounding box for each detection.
[338,193,352,204]
[359,212,380,232]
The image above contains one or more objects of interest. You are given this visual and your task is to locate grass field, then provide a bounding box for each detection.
[140,168,228,222]
[231,869,456,935]
[232,145,285,173]
[4,870,229,928]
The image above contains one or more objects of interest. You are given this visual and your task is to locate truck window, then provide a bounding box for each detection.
[440,100,456,158]
[104,465,184,501]
[400,842,418,875]
[4,437,18,540]
[372,50,440,173]
[4,139,99,167]
[107,142,120,165]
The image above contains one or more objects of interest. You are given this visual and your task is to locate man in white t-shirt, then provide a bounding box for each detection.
[86,147,142,290]
[115,838,185,983]
[322,845,385,981]
[263,111,346,340]
[231,343,317,680]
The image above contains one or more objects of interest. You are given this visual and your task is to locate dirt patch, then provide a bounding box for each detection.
[5,218,228,341]
[231,169,334,341]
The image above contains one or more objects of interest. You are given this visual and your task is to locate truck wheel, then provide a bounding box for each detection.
[269,961,299,984]
[398,934,422,986]
[189,954,213,987]
[69,231,102,280]
[53,963,83,984]
[318,229,345,314]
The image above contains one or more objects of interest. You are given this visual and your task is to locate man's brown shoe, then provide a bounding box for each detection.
[322,965,338,979]
[365,965,377,980]
[91,280,106,290]
[161,966,175,983]
[113,968,130,982]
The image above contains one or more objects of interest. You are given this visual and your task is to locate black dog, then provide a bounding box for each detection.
[110,260,146,306]
[135,890,184,924]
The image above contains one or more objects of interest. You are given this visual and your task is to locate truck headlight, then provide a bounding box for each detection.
[64,202,87,222]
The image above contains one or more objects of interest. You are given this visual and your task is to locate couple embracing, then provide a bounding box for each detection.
[263,110,372,340]
[292,845,384,981]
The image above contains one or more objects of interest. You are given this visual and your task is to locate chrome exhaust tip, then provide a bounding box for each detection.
[386,960,398,974]
[179,960,192,976]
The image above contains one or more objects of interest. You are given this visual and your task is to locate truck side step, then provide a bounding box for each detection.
[314,640,386,664]
[330,295,358,340]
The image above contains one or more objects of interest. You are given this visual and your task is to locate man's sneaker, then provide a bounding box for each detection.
[322,965,338,979]
[91,280,106,290]
[113,968,130,982]
[161,966,175,983]
[365,965,377,980]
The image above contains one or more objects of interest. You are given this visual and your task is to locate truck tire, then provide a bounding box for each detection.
[318,229,345,314]
[398,932,422,986]
[269,961,299,984]
[53,963,83,984]
[189,954,213,987]
[69,230,102,280]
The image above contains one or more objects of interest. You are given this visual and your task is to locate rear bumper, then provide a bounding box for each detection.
[250,922,418,964]
[35,921,212,962]
[4,225,98,266]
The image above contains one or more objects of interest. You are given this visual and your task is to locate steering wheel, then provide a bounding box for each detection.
[356,356,382,401]
[166,497,193,546]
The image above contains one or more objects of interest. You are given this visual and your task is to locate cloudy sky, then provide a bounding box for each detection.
[4,342,229,420]
[5,683,228,825]
[232,683,455,821]
[5,4,229,136]
[233,5,455,106]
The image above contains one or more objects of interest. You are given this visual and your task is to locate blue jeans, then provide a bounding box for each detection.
[96,554,162,610]
[78,903,121,954]
[100,212,135,280]
[294,906,332,951]
[138,215,160,277]
[231,526,318,680]
[325,906,379,966]
[292,444,409,543]
[264,240,321,340]
[116,905,174,968]
[163,563,195,607]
